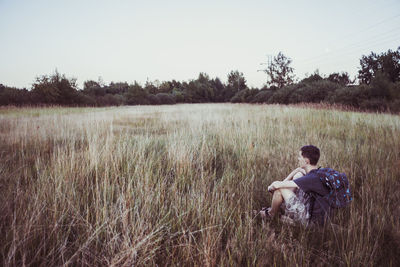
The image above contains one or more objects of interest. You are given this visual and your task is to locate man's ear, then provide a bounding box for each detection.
[305,158,310,165]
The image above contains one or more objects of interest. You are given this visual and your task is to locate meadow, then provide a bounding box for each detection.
[0,103,399,266]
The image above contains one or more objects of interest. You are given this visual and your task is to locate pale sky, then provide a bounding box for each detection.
[1,0,399,89]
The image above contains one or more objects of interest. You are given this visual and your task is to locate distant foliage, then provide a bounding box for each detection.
[155,93,176,105]
[358,47,400,84]
[250,88,276,103]
[1,48,400,112]
[288,80,341,103]
[230,88,258,103]
[327,72,354,86]
[0,84,32,106]
[263,52,296,89]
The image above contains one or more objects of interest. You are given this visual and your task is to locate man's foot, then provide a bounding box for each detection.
[259,207,273,220]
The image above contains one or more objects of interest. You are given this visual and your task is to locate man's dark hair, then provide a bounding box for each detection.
[301,145,320,165]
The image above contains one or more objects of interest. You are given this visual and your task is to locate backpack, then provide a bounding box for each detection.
[316,168,352,208]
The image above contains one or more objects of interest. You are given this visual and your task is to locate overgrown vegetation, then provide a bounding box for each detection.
[1,104,399,266]
[1,47,400,112]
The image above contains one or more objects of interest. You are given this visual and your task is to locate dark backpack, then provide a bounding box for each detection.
[316,168,352,208]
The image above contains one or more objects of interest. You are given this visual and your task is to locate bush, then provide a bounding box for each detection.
[267,84,300,104]
[230,89,258,103]
[147,94,160,105]
[359,98,388,111]
[288,80,341,103]
[156,93,176,105]
[328,85,371,107]
[388,81,400,100]
[0,86,31,106]
[172,89,185,103]
[300,73,323,84]
[75,91,96,106]
[250,89,276,103]
[388,99,400,113]
[369,72,392,99]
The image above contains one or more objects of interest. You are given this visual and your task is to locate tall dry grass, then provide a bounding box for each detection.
[0,104,399,266]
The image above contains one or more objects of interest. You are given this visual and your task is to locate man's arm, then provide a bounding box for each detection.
[268,180,299,192]
[283,168,306,181]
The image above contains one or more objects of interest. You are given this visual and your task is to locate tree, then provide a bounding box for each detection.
[300,70,323,84]
[0,85,31,106]
[31,70,79,105]
[124,82,149,105]
[227,70,247,92]
[264,52,295,88]
[107,82,129,95]
[210,77,225,102]
[327,72,354,86]
[144,80,158,94]
[358,47,400,84]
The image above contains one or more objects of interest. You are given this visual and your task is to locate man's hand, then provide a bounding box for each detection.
[268,181,279,193]
[268,180,299,193]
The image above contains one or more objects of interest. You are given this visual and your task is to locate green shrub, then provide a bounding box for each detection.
[250,89,275,103]
[328,85,371,107]
[147,94,160,105]
[288,80,340,103]
[230,89,258,103]
[267,84,301,104]
[359,98,388,111]
[156,93,176,105]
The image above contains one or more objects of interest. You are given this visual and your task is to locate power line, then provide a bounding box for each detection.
[303,35,399,66]
[297,13,400,64]
[299,27,400,65]
[295,36,399,79]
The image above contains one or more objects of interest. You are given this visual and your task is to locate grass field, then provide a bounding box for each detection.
[1,103,399,266]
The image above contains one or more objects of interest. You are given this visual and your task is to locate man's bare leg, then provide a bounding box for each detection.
[266,188,296,217]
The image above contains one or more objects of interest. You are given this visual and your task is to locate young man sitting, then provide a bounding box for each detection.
[261,145,330,226]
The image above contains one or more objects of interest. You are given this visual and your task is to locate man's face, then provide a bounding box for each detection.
[298,151,308,168]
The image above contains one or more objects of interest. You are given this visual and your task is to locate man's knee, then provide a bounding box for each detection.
[277,188,295,202]
[273,189,282,197]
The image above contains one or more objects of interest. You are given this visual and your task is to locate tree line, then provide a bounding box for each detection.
[1,47,399,112]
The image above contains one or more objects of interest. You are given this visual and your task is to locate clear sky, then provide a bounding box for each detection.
[1,0,399,89]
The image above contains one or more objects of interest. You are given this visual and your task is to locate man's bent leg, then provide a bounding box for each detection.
[269,188,296,217]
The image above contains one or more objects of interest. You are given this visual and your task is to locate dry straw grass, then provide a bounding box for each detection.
[0,104,399,266]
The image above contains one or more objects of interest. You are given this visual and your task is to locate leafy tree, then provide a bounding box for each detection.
[158,81,173,94]
[144,80,158,94]
[267,84,299,104]
[327,72,354,86]
[210,77,225,102]
[300,70,323,84]
[227,70,247,92]
[0,85,31,106]
[369,71,392,99]
[288,80,340,103]
[263,52,295,88]
[230,88,258,103]
[301,74,323,84]
[219,70,246,102]
[83,80,101,91]
[181,73,216,103]
[358,47,400,84]
[124,82,149,105]
[106,82,129,95]
[250,88,276,103]
[32,70,79,105]
[156,93,176,104]
[171,88,185,103]
[328,85,371,107]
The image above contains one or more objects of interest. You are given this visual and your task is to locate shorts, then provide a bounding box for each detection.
[282,188,310,225]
